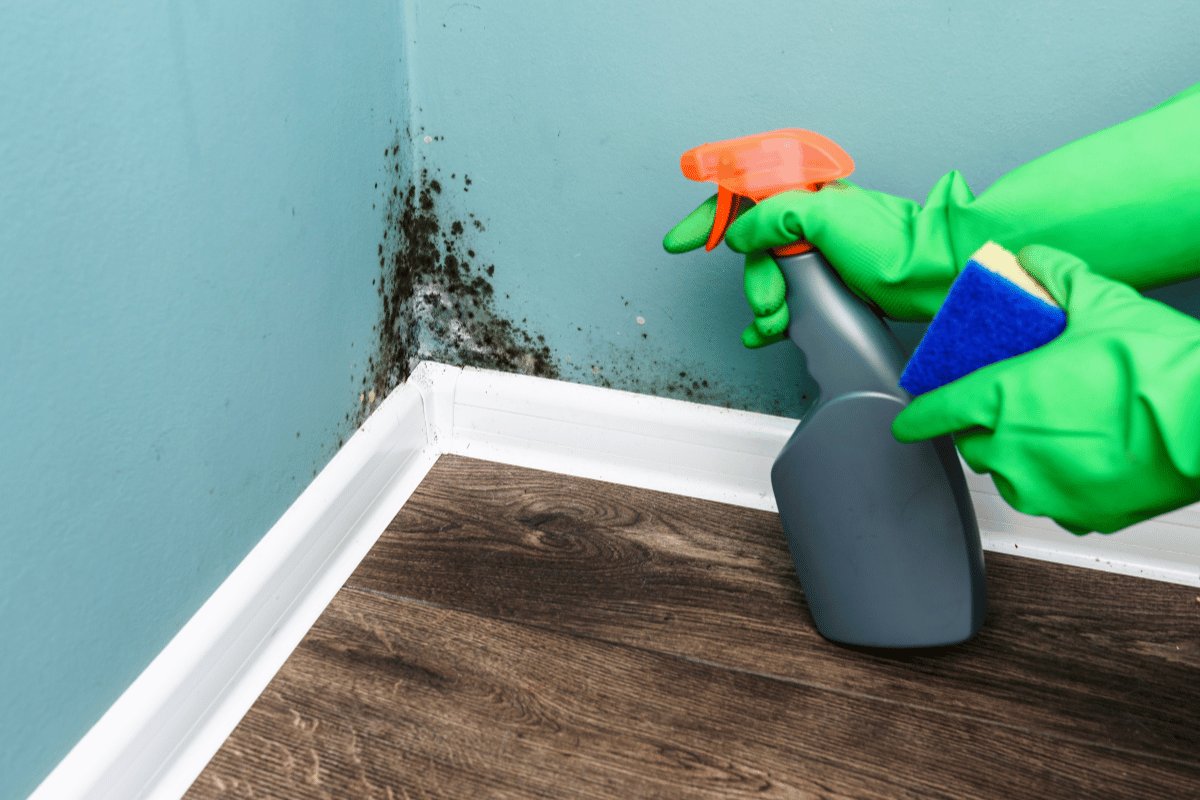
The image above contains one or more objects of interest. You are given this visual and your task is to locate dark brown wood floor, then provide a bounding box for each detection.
[187,455,1200,799]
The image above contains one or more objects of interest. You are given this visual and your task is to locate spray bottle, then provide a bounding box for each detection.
[680,130,986,648]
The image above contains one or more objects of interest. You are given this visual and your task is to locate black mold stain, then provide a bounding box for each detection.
[563,347,722,403]
[358,130,558,424]
[554,332,810,418]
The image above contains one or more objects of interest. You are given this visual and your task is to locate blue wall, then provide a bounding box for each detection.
[398,0,1200,414]
[3,1,1198,797]
[0,2,404,797]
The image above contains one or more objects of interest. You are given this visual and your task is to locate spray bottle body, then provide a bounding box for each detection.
[675,129,985,646]
[771,249,987,647]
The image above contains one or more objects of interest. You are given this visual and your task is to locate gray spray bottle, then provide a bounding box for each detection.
[679,129,986,648]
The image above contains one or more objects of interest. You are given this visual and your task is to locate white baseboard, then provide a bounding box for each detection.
[445,366,798,511]
[31,361,1200,800]
[29,367,442,800]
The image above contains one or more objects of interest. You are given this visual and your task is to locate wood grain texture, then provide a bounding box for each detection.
[187,455,1200,799]
[188,588,1200,800]
[347,457,1200,765]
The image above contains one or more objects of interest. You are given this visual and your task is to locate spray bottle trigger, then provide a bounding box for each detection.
[706,187,813,256]
[772,241,814,257]
[705,186,742,251]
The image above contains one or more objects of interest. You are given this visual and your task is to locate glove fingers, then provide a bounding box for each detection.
[742,324,787,349]
[743,251,786,316]
[754,302,790,338]
[962,435,1058,527]
[724,180,865,254]
[724,189,817,253]
[960,432,1094,535]
[1016,243,1145,312]
[1054,519,1094,535]
[953,429,997,476]
[1014,244,1083,298]
[663,193,719,253]
[891,368,1002,442]
[937,373,1100,537]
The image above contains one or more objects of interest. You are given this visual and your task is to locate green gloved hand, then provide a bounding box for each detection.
[663,181,963,345]
[663,195,788,347]
[893,245,1200,535]
[665,82,1200,347]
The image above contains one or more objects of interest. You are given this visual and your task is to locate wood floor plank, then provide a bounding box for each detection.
[348,456,1200,765]
[187,587,1200,800]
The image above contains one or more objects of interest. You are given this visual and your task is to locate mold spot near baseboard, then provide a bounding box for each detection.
[359,130,558,423]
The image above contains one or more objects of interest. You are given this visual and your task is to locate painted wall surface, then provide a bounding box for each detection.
[386,0,1200,418]
[0,2,403,797]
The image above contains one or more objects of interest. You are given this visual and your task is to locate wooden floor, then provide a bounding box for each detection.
[187,455,1200,799]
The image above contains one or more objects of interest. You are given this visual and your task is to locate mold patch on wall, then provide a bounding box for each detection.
[557,336,815,420]
[359,131,559,422]
[352,130,813,426]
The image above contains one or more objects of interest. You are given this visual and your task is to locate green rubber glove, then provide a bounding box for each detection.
[665,82,1200,345]
[664,195,791,347]
[893,245,1200,535]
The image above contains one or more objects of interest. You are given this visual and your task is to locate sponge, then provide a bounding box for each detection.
[899,242,1067,396]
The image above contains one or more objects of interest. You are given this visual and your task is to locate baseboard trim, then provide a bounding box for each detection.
[29,366,443,800]
[31,361,1200,800]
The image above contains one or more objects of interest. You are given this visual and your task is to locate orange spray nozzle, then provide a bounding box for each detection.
[679,129,854,253]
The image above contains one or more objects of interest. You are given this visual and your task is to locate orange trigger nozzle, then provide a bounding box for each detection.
[679,128,853,201]
[680,129,854,254]
[705,186,741,251]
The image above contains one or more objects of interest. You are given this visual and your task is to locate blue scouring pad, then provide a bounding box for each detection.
[899,242,1067,396]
